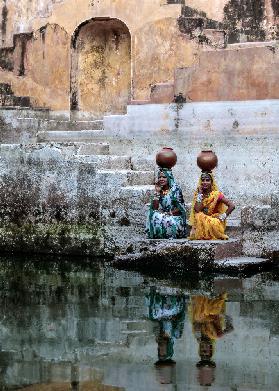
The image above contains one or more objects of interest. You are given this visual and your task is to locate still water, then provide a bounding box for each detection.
[0,255,278,391]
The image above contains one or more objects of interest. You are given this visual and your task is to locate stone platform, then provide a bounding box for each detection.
[111,238,273,273]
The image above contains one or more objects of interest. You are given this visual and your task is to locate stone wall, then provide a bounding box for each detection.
[104,100,279,210]
[0,143,110,255]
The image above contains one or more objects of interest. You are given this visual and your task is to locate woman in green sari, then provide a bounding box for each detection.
[146,168,187,239]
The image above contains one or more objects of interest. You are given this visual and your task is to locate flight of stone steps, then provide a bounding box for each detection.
[0,103,271,270]
[35,121,156,251]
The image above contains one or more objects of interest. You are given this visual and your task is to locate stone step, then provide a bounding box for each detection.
[36,130,104,143]
[112,237,243,264]
[131,156,155,171]
[214,256,271,272]
[189,238,242,260]
[20,118,104,131]
[127,170,154,186]
[75,154,132,169]
[77,142,110,155]
[100,185,153,226]
[100,186,152,227]
[96,170,154,188]
[76,142,110,155]
[0,106,50,120]
[11,142,110,159]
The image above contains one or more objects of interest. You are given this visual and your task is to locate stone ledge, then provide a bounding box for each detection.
[112,238,242,269]
[214,256,272,273]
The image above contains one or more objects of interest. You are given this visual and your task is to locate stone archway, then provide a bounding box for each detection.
[71,18,131,118]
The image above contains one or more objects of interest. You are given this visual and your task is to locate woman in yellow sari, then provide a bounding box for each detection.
[189,172,235,240]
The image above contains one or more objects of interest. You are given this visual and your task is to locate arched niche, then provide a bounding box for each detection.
[71,18,131,118]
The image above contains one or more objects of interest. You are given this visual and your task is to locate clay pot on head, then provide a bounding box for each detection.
[156,147,177,169]
[197,150,218,172]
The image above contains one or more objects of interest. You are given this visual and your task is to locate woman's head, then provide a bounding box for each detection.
[200,172,213,192]
[158,172,168,188]
[157,168,175,189]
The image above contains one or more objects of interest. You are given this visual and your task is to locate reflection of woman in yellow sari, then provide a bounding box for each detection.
[189,172,235,240]
[189,293,234,386]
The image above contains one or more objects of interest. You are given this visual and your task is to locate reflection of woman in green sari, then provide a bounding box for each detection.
[147,288,186,364]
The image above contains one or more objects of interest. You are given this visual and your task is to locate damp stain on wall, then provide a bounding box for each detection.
[223,0,266,43]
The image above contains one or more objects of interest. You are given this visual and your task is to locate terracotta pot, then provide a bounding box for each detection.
[197,150,218,171]
[156,147,177,169]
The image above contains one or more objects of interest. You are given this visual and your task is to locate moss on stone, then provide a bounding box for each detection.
[0,222,112,257]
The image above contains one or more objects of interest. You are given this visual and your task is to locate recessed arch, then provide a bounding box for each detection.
[70,17,131,118]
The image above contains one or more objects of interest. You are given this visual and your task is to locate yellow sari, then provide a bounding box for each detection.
[189,175,228,240]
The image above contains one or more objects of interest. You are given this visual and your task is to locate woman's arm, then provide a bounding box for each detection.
[221,197,235,217]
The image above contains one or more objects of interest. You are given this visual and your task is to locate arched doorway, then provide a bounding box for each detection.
[71,18,131,118]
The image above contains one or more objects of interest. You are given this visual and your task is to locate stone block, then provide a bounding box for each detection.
[150,83,174,104]
[36,130,104,143]
[241,205,278,230]
[77,142,110,155]
[131,157,155,171]
[127,170,155,186]
[271,192,279,209]
[20,118,104,132]
[76,155,131,170]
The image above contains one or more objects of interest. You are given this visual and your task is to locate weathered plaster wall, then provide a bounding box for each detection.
[174,44,279,102]
[185,0,229,21]
[0,23,70,109]
[133,17,198,101]
[26,24,70,108]
[73,19,131,116]
[0,0,57,47]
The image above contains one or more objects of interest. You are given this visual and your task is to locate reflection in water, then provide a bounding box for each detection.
[146,287,185,385]
[0,256,278,390]
[189,293,234,386]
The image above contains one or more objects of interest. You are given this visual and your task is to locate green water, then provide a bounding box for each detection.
[0,255,278,390]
